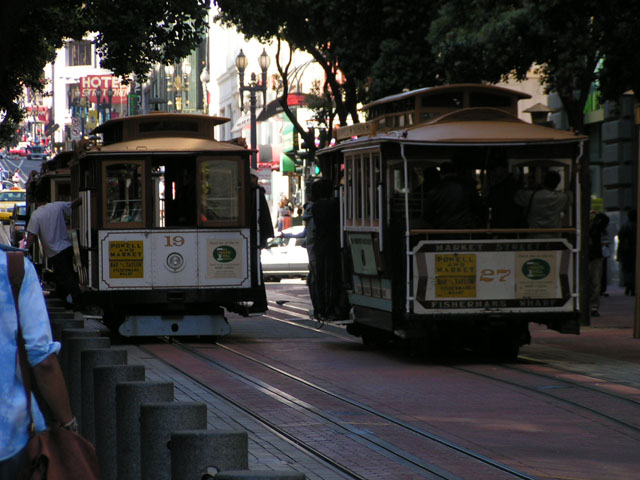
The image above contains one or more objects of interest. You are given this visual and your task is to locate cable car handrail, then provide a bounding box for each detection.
[409,227,577,235]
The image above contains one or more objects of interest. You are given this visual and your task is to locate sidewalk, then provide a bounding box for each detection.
[524,285,640,386]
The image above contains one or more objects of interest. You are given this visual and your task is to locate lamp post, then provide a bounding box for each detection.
[182,57,191,111]
[236,48,270,169]
[165,64,175,112]
[96,84,103,124]
[106,87,114,120]
[200,62,210,114]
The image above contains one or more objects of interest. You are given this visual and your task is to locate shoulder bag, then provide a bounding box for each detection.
[6,252,101,480]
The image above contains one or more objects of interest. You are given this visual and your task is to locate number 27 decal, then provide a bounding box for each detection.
[480,269,511,282]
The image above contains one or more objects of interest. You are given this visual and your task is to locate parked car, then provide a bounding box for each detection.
[261,225,309,280]
[0,188,26,222]
[8,147,28,157]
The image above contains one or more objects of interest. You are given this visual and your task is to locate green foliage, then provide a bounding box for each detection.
[0,0,208,146]
[219,0,640,134]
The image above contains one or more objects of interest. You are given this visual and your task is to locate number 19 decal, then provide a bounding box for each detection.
[165,235,185,247]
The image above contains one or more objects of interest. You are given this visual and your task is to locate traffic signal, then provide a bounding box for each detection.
[311,162,321,176]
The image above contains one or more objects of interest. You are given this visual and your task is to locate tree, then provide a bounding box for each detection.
[429,0,640,132]
[0,0,209,146]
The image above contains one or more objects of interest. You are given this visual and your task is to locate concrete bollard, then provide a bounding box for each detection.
[140,402,207,480]
[60,327,103,378]
[80,348,128,444]
[66,336,111,427]
[116,381,174,480]
[170,430,248,480]
[94,364,146,480]
[213,471,306,480]
[50,318,84,342]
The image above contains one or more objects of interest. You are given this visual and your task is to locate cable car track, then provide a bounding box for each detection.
[143,337,540,480]
[266,299,640,438]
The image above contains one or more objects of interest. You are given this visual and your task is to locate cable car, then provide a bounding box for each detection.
[69,113,267,337]
[317,84,587,357]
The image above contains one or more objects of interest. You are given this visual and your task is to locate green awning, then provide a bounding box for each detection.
[281,153,295,173]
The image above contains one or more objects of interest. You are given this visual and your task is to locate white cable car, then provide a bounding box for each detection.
[70,113,268,337]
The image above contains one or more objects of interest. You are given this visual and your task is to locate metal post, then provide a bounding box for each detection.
[250,90,257,169]
[634,122,640,338]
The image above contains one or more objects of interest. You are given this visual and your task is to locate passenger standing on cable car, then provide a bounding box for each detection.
[310,179,350,321]
[486,158,522,229]
[250,169,274,312]
[425,161,484,229]
[24,188,84,311]
[514,170,572,229]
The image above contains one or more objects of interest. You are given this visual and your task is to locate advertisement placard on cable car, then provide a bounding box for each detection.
[99,229,250,290]
[413,239,573,313]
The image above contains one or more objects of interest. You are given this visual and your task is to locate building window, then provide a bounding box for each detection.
[67,41,92,67]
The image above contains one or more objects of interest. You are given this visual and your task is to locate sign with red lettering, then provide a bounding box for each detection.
[80,76,130,105]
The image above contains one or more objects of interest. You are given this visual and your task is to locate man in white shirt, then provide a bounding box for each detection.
[25,190,83,309]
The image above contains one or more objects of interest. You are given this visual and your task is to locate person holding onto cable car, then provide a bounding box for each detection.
[588,210,610,317]
[249,168,274,313]
[24,187,84,311]
[486,158,523,229]
[308,179,350,321]
[424,161,485,230]
[514,170,572,230]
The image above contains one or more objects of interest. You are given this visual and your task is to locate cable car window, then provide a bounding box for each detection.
[345,157,353,226]
[469,92,511,108]
[344,150,381,228]
[421,92,463,108]
[139,119,199,134]
[103,161,145,227]
[354,154,362,223]
[373,152,381,222]
[199,157,243,226]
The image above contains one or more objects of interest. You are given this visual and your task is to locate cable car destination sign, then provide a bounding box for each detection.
[413,239,573,313]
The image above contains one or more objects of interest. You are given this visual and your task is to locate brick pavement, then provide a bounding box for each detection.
[122,344,353,480]
[79,286,639,478]
[522,285,640,386]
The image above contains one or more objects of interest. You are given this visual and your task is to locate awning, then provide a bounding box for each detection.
[258,144,282,171]
[257,94,311,121]
[281,153,295,173]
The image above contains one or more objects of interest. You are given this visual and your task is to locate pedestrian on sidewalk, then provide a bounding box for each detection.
[0,252,76,478]
[24,187,84,310]
[617,209,636,296]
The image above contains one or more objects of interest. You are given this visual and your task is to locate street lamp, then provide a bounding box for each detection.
[236,48,270,169]
[182,57,192,111]
[200,62,210,114]
[106,87,114,120]
[165,64,175,112]
[96,85,103,123]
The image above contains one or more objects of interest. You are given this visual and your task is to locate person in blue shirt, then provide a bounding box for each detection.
[0,252,75,478]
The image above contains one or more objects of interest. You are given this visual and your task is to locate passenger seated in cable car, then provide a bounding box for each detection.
[485,159,523,229]
[424,161,486,229]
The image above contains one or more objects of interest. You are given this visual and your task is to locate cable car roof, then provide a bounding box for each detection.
[322,107,586,154]
[362,83,531,111]
[90,113,230,146]
[94,136,250,153]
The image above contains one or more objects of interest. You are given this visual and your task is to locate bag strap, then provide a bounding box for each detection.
[7,252,35,434]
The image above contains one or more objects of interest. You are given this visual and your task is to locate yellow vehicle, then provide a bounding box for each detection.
[0,188,26,222]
